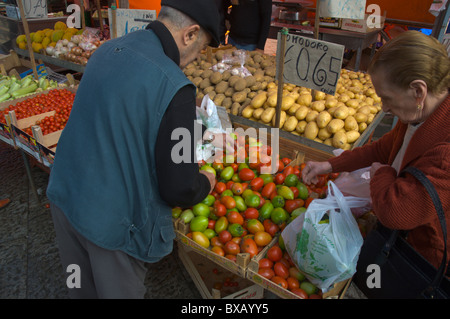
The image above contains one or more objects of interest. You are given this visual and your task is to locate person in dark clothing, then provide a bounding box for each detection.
[219,0,272,52]
[47,0,224,299]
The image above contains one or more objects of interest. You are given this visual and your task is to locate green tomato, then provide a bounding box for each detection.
[221,189,234,198]
[259,174,274,185]
[179,209,194,224]
[259,202,274,220]
[300,281,318,295]
[228,223,245,237]
[291,207,307,219]
[277,185,294,200]
[296,182,309,200]
[202,194,215,206]
[200,164,216,176]
[245,194,260,208]
[203,228,217,239]
[220,166,235,181]
[271,207,288,225]
[271,195,285,208]
[214,216,229,234]
[171,207,182,219]
[192,203,211,217]
[284,174,299,187]
[190,216,209,232]
[233,196,247,212]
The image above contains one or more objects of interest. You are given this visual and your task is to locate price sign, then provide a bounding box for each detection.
[276,33,344,96]
[22,0,48,18]
[108,8,156,38]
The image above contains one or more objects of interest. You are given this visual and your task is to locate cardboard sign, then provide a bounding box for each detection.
[108,8,156,38]
[0,123,14,146]
[277,33,344,95]
[318,0,366,19]
[12,125,40,160]
[22,0,48,18]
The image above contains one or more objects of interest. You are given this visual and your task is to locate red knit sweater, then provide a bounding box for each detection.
[329,95,450,270]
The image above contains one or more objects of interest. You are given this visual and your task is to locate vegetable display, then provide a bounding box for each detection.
[0,75,60,102]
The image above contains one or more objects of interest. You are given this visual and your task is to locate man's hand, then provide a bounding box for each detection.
[199,170,216,193]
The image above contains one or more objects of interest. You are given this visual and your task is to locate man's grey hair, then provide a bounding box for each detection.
[158,6,198,31]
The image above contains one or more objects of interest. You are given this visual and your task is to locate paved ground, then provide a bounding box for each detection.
[0,114,393,299]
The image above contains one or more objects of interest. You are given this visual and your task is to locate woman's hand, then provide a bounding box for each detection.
[203,130,235,153]
[199,170,216,193]
[301,161,332,185]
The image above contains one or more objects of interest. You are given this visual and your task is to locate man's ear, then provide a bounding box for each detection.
[182,24,201,46]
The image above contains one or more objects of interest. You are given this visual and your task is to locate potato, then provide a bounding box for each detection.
[213,93,226,106]
[192,69,204,78]
[234,78,247,91]
[272,110,287,128]
[210,71,223,85]
[281,95,296,111]
[231,102,241,115]
[199,78,211,89]
[222,97,232,109]
[184,67,195,76]
[334,105,349,120]
[267,93,278,108]
[316,111,332,129]
[291,121,306,136]
[288,103,301,116]
[297,93,312,106]
[310,100,326,112]
[222,70,232,81]
[327,119,345,134]
[245,75,256,88]
[201,69,213,79]
[325,96,338,109]
[346,130,360,144]
[354,112,368,123]
[358,105,372,115]
[192,76,203,87]
[346,99,360,109]
[251,92,268,108]
[203,86,215,95]
[314,90,326,101]
[260,107,275,123]
[283,115,298,132]
[295,105,309,121]
[224,87,235,97]
[215,81,229,94]
[253,70,265,82]
[265,66,276,77]
[318,127,332,140]
[344,116,359,131]
[241,105,254,118]
[359,122,368,133]
[304,121,319,140]
[332,131,348,149]
[305,110,319,122]
[228,75,241,88]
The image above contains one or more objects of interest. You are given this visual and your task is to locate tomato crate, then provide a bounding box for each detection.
[175,223,251,277]
[245,236,351,299]
[178,244,264,299]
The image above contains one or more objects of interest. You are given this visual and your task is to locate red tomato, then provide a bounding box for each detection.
[274,262,289,279]
[283,165,294,177]
[224,240,240,255]
[261,182,276,199]
[284,199,304,213]
[267,245,283,262]
[213,201,227,217]
[254,231,273,247]
[305,197,314,209]
[240,237,258,258]
[226,210,244,225]
[258,267,275,280]
[263,219,279,237]
[214,182,226,194]
[258,258,274,269]
[220,196,236,210]
[231,183,244,195]
[271,276,288,289]
[281,157,292,166]
[243,207,259,220]
[291,288,309,299]
[207,219,215,229]
[249,177,264,192]
[218,230,232,244]
[287,277,300,290]
[274,173,285,185]
[238,168,255,181]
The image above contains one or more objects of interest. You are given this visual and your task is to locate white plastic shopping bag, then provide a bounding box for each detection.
[281,181,366,290]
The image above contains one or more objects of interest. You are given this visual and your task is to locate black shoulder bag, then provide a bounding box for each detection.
[353,166,449,299]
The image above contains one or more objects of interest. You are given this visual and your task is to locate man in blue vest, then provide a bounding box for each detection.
[47,0,221,298]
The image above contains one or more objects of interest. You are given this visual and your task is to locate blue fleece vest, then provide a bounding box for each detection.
[47,29,194,262]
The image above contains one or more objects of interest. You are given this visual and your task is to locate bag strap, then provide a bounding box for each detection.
[401,166,448,298]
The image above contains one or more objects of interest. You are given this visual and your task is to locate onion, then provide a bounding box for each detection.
[46,46,54,55]
[62,39,69,46]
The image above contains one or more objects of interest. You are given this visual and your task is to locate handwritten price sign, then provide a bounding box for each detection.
[22,0,47,18]
[276,33,344,95]
[108,8,156,38]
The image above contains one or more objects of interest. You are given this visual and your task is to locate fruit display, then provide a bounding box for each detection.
[1,88,75,138]
[183,48,383,150]
[0,74,61,102]
[16,22,106,66]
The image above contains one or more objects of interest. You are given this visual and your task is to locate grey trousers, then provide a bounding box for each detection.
[50,203,148,299]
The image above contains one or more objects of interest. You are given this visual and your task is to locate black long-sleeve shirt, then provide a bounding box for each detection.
[148,21,210,208]
[221,0,273,50]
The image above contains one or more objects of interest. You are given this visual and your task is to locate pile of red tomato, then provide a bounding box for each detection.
[1,88,75,136]
[258,243,322,299]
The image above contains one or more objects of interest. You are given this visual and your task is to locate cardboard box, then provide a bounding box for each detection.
[341,13,386,33]
[178,245,264,299]
[319,17,342,29]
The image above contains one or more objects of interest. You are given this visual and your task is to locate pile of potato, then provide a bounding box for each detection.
[184,49,382,150]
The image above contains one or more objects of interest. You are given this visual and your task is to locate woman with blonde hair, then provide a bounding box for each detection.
[302,30,450,273]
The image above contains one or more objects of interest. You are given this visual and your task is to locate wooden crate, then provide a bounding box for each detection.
[178,245,264,299]
[245,236,351,299]
[228,111,385,162]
